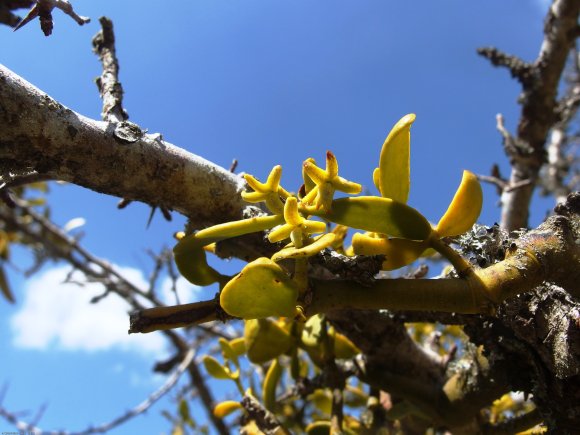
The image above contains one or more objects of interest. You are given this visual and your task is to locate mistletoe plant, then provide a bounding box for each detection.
[172,113,483,321]
[128,114,568,431]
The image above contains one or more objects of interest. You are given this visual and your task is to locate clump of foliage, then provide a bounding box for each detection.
[173,115,490,432]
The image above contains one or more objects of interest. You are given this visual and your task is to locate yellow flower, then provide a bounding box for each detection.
[268,197,326,246]
[302,151,361,212]
[241,165,290,214]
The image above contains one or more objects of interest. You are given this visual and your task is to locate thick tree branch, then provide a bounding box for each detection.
[0,64,246,229]
[479,0,580,231]
[129,197,580,334]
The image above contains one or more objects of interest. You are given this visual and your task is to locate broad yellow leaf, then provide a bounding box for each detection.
[244,318,292,363]
[220,258,298,319]
[352,233,429,270]
[310,196,432,241]
[436,170,483,237]
[213,400,242,418]
[376,113,416,202]
[202,355,234,380]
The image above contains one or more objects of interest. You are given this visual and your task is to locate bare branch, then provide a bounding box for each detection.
[92,16,128,123]
[0,65,247,229]
[480,0,580,231]
[0,1,34,27]
[477,47,534,85]
[540,47,580,203]
[13,0,89,35]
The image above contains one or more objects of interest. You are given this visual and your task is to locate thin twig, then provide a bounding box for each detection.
[477,174,534,193]
[13,0,89,36]
[541,46,580,204]
[0,1,34,27]
[481,0,580,231]
[92,16,127,123]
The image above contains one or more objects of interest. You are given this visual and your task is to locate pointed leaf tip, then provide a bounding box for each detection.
[377,114,416,203]
[436,170,483,237]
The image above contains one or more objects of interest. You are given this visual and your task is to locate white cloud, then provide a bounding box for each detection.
[10,265,167,355]
[159,275,201,306]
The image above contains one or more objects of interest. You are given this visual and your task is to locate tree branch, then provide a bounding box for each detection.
[0,64,246,229]
[0,1,34,27]
[479,0,580,231]
[92,16,128,123]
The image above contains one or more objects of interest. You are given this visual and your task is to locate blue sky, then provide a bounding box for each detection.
[1,1,555,433]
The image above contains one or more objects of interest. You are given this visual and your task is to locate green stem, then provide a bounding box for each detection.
[428,235,473,277]
[132,233,548,332]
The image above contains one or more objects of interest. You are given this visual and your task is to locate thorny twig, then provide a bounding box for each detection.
[91,17,173,224]
[478,0,580,231]
[92,16,127,124]
[0,1,34,28]
[13,0,89,36]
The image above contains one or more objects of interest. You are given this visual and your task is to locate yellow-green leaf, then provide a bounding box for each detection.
[376,113,415,202]
[213,400,243,418]
[352,233,429,270]
[435,170,483,237]
[333,331,360,359]
[227,337,247,358]
[179,399,194,426]
[219,337,241,366]
[220,258,298,319]
[309,196,432,241]
[174,215,285,286]
[244,318,292,364]
[173,235,223,286]
[301,314,325,347]
[262,358,283,411]
[202,355,233,380]
[195,214,284,240]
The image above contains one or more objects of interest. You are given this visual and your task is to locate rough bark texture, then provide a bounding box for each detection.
[0,64,246,229]
[479,0,580,231]
[463,194,580,433]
